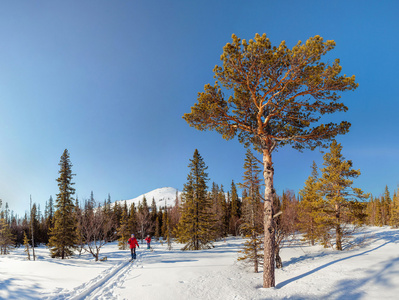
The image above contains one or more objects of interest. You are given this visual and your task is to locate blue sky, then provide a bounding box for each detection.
[1,0,398,216]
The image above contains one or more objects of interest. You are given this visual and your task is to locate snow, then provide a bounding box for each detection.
[114,187,181,210]
[1,226,399,300]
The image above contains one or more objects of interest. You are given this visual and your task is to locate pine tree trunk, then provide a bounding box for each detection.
[263,149,275,288]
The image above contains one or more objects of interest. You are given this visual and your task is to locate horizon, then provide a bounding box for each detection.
[1,0,398,216]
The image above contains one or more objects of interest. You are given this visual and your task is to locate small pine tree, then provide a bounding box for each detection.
[298,161,331,246]
[23,231,31,260]
[318,141,368,250]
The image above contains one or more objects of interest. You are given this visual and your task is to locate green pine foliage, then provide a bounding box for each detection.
[298,161,331,246]
[183,33,358,287]
[0,218,15,255]
[48,149,78,259]
[318,141,368,250]
[23,231,30,260]
[175,149,216,250]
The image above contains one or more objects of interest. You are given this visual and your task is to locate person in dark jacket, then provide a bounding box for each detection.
[127,234,139,260]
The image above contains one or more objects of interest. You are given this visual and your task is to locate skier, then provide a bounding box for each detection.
[145,235,151,249]
[127,234,139,260]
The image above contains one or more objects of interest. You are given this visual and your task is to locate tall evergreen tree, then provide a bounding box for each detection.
[176,149,215,250]
[117,202,130,250]
[48,149,78,259]
[318,141,368,250]
[380,186,391,226]
[238,149,264,273]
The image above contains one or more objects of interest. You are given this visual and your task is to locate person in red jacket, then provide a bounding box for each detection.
[127,234,139,260]
[145,235,151,249]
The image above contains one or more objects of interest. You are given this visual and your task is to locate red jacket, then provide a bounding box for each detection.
[145,236,151,243]
[128,237,139,249]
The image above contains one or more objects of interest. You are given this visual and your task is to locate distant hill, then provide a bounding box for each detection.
[114,187,181,210]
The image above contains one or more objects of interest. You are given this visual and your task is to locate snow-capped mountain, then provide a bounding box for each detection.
[114,187,181,210]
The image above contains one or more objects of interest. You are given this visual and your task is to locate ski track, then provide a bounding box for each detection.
[46,251,147,300]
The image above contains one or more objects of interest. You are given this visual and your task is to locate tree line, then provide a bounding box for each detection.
[0,145,398,271]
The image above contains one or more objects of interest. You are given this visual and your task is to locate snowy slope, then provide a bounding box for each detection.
[1,226,399,299]
[114,187,181,210]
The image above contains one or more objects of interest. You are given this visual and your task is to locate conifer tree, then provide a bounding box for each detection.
[183,33,357,287]
[238,149,264,273]
[49,149,78,259]
[176,149,215,250]
[150,198,158,236]
[23,231,30,260]
[318,141,368,250]
[380,186,391,226]
[389,189,399,228]
[0,218,14,255]
[298,161,330,246]
[128,203,138,235]
[229,180,241,235]
[138,197,152,242]
[117,202,130,250]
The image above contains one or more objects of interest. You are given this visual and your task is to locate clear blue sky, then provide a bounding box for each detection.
[1,0,398,216]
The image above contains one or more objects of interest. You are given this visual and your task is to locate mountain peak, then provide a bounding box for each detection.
[115,187,181,210]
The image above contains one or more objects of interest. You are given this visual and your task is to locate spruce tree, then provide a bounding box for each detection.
[318,141,368,250]
[230,180,240,219]
[48,149,78,258]
[128,203,138,235]
[238,149,264,273]
[176,149,215,250]
[117,202,130,250]
[381,186,391,225]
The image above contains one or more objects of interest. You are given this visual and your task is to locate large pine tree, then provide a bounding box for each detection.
[183,33,358,287]
[48,149,78,258]
[176,149,215,250]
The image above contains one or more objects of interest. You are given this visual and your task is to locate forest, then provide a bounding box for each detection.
[1,143,398,270]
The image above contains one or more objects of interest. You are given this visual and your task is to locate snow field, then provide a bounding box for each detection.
[1,226,399,300]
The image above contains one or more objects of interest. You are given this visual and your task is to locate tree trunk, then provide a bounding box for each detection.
[335,203,342,250]
[263,149,275,288]
[275,245,283,269]
[254,235,259,273]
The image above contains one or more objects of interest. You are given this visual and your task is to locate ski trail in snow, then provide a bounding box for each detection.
[47,251,146,300]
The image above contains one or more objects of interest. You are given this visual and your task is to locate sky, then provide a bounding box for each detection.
[0,0,398,216]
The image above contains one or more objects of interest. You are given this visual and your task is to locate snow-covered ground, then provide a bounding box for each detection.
[1,226,399,300]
